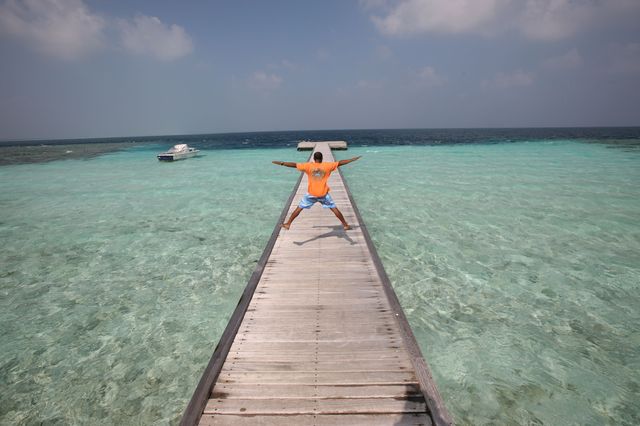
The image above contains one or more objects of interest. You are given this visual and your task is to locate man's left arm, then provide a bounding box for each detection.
[337,156,362,167]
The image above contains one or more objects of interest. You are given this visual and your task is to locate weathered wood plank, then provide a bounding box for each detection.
[231,339,402,346]
[233,333,399,341]
[216,371,417,385]
[219,359,413,372]
[225,352,411,362]
[240,316,397,323]
[229,340,405,351]
[210,383,422,399]
[236,324,400,333]
[245,303,392,311]
[200,413,432,426]
[233,330,402,339]
[203,397,426,415]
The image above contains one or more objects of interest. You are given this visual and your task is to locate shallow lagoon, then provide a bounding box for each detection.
[1,139,639,424]
[344,141,640,425]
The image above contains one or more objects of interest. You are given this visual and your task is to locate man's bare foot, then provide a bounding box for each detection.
[343,224,351,231]
[281,223,290,230]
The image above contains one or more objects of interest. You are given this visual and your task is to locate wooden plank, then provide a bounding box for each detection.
[245,304,392,311]
[233,339,401,346]
[225,352,411,362]
[232,329,397,338]
[237,323,399,331]
[226,353,408,361]
[200,413,432,426]
[227,349,409,357]
[251,293,383,299]
[220,360,413,372]
[236,328,401,336]
[249,298,385,303]
[256,286,380,291]
[236,325,401,333]
[203,397,425,415]
[245,306,397,316]
[240,316,397,323]
[240,318,397,325]
[233,334,399,342]
[249,299,386,304]
[251,288,384,294]
[228,348,406,356]
[211,383,422,399]
[216,371,417,385]
[229,339,404,349]
[253,289,383,295]
[259,272,375,278]
[245,305,393,312]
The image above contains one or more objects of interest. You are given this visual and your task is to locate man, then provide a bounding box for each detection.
[272,151,361,230]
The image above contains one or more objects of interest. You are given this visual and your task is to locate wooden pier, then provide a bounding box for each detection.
[181,142,452,425]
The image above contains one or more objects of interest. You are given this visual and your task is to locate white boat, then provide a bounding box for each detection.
[157,144,200,161]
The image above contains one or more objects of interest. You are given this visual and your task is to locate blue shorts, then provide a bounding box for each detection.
[298,193,336,209]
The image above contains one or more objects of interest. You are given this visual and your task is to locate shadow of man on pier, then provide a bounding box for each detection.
[293,225,357,246]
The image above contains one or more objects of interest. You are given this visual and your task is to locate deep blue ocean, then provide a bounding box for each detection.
[4,127,640,150]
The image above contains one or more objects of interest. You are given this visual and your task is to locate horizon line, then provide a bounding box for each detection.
[2,125,640,145]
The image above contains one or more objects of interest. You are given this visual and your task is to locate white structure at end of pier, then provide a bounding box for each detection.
[298,140,347,151]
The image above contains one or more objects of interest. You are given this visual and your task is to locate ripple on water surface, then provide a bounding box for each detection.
[344,141,640,425]
[0,140,639,425]
[0,146,304,424]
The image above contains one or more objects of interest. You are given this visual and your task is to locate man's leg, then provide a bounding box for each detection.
[330,207,351,230]
[282,207,303,230]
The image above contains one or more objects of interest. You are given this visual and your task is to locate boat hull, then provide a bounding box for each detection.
[157,150,200,161]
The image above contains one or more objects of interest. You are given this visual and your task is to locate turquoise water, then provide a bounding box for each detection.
[0,146,298,424]
[344,141,640,425]
[1,140,639,425]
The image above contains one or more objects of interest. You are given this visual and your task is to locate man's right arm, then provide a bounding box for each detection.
[272,161,298,168]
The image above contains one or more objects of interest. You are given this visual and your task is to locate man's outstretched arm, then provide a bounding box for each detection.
[272,161,298,168]
[337,156,362,167]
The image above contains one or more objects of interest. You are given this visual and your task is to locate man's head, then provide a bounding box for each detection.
[313,152,323,163]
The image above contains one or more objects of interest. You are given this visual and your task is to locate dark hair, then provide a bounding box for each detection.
[313,152,323,161]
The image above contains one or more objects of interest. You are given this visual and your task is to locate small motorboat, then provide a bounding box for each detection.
[157,144,200,161]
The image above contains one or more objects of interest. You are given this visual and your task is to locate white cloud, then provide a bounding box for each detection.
[483,70,534,89]
[0,1,195,61]
[417,66,445,87]
[609,43,640,74]
[371,0,508,36]
[0,0,106,59]
[118,15,193,61]
[248,71,282,91]
[367,0,640,41]
[519,0,594,41]
[543,48,583,70]
[359,0,390,10]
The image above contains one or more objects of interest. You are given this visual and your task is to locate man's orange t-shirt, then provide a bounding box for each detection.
[296,161,339,197]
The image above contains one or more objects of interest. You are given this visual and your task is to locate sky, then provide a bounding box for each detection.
[1,0,639,140]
